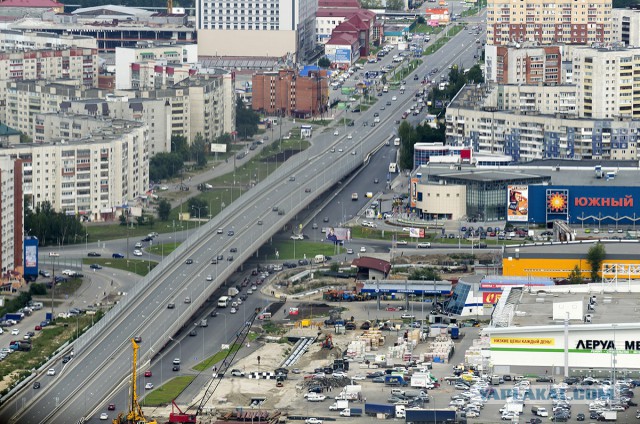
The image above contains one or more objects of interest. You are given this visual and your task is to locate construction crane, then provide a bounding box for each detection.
[113,339,158,424]
[168,308,262,424]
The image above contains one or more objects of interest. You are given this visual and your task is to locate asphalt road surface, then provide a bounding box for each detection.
[2,15,487,424]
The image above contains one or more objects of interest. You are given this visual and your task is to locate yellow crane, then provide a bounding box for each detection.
[113,339,158,424]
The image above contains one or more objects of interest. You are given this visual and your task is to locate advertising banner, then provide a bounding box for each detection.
[334,48,351,63]
[410,177,419,207]
[491,337,555,346]
[482,291,502,304]
[507,185,529,222]
[210,143,227,153]
[409,227,425,238]
[324,227,351,242]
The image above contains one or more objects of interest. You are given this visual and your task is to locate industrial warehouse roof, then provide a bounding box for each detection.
[352,257,391,274]
[503,240,640,260]
[425,168,548,183]
[360,280,452,295]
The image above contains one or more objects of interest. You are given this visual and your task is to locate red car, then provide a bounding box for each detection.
[34,325,42,331]
[386,307,397,312]
[108,404,116,411]
[144,370,152,377]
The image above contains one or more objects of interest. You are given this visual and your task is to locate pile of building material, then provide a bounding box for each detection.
[421,335,455,363]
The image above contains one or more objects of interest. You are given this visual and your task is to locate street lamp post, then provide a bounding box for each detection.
[85,233,89,253]
[191,206,205,228]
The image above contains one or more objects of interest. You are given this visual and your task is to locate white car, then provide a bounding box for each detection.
[305,419,323,424]
[11,328,19,335]
[401,313,416,319]
[333,130,339,136]
[230,307,237,314]
[133,250,143,256]
[347,248,354,254]
[352,374,366,380]
[332,372,348,378]
[145,382,154,390]
[338,148,343,152]
[47,368,56,376]
[392,96,397,101]
[360,246,366,252]
[100,413,109,420]
[347,134,352,140]
[206,275,213,281]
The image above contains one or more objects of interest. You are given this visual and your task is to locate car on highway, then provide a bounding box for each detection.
[173,364,180,371]
[144,382,154,390]
[39,270,51,277]
[172,358,181,365]
[133,250,143,256]
[401,313,415,319]
[144,370,152,377]
[108,404,116,411]
[323,217,329,222]
[333,130,339,136]
[231,369,245,377]
[347,134,352,139]
[189,329,197,336]
[396,240,408,245]
[228,230,235,236]
[360,246,366,252]
[185,258,193,264]
[347,248,354,254]
[89,264,102,270]
[11,328,19,335]
[230,307,237,314]
[167,303,175,309]
[112,253,124,258]
[87,252,101,257]
[392,96,397,101]
[305,419,322,424]
[47,368,55,376]
[33,382,40,389]
[230,247,238,253]
[374,178,379,184]
[100,413,109,420]
[184,297,191,304]
[227,256,234,261]
[206,275,213,281]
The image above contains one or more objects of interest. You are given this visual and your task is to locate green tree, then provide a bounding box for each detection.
[360,0,383,7]
[386,0,404,10]
[329,262,340,273]
[586,242,606,282]
[171,134,190,161]
[417,16,425,24]
[318,57,331,68]
[191,133,208,167]
[466,64,484,84]
[24,201,85,246]
[149,152,185,181]
[409,267,441,281]
[568,265,584,284]
[398,120,417,170]
[187,197,208,218]
[157,199,171,221]
[236,100,259,138]
[119,212,127,226]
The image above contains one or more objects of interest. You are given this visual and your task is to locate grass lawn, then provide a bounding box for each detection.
[412,24,441,34]
[193,343,241,372]
[390,60,423,83]
[147,242,181,256]
[259,240,343,261]
[424,25,463,56]
[143,375,196,406]
[86,224,166,242]
[81,258,158,276]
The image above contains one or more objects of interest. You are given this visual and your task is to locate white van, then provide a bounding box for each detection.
[31,302,43,310]
[313,254,325,264]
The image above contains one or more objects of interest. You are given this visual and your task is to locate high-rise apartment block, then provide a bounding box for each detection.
[486,0,612,46]
[196,0,317,62]
[252,69,329,117]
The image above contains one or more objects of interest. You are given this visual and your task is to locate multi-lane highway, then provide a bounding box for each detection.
[1,15,485,424]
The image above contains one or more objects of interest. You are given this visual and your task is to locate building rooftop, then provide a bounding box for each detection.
[352,256,391,274]
[423,167,549,184]
[0,0,63,8]
[503,240,640,261]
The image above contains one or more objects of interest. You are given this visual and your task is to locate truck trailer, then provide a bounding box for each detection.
[339,408,362,417]
[405,408,457,423]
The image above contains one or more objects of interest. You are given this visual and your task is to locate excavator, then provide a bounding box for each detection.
[168,308,262,424]
[113,339,158,424]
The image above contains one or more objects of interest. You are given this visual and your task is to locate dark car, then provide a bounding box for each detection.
[503,375,512,381]
[576,413,585,421]
[210,310,218,317]
[87,252,101,257]
[323,217,329,222]
[189,329,197,336]
[374,178,379,184]
[227,256,233,261]
[298,259,309,266]
[367,371,384,378]
[89,264,102,270]
[142,237,153,242]
[308,386,323,393]
[536,376,553,382]
[185,259,193,264]
[108,404,116,411]
[33,382,41,389]
[62,355,72,363]
[173,364,180,371]
[230,247,237,253]
[112,253,125,259]
[227,230,234,236]
[590,411,600,419]
[39,270,51,277]
[217,254,224,260]
[133,336,142,343]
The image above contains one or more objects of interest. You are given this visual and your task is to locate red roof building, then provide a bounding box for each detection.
[0,0,63,14]
[352,257,392,280]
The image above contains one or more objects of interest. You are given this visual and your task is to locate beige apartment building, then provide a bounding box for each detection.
[124,74,235,144]
[60,96,172,156]
[114,43,199,90]
[612,7,640,47]
[486,0,612,46]
[570,46,640,119]
[486,83,578,116]
[0,80,104,140]
[0,29,97,51]
[0,47,99,87]
[4,118,149,222]
[0,155,22,273]
[446,84,640,161]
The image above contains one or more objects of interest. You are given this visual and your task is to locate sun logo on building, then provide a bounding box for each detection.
[547,192,567,213]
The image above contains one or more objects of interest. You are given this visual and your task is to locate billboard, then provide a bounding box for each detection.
[334,48,351,63]
[210,143,227,153]
[507,185,529,222]
[482,291,502,305]
[409,227,425,238]
[324,227,351,242]
[410,177,419,207]
[23,236,39,279]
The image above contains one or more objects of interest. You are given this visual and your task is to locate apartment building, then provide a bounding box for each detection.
[252,69,329,117]
[0,80,105,140]
[4,118,149,222]
[125,74,236,144]
[485,44,563,84]
[196,0,317,62]
[0,155,23,274]
[115,43,199,90]
[0,30,97,51]
[570,46,640,119]
[487,84,578,116]
[60,96,171,156]
[0,47,99,87]
[486,0,612,46]
[612,7,640,47]
[446,84,640,161]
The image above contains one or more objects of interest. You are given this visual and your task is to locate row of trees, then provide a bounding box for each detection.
[24,200,86,246]
[397,120,446,170]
